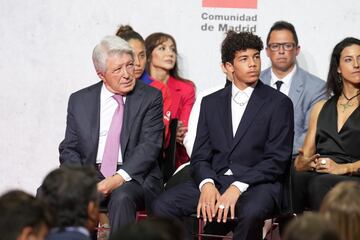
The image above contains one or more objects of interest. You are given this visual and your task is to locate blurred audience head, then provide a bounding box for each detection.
[326,37,360,96]
[145,32,181,79]
[283,213,339,240]
[109,217,184,240]
[116,25,146,79]
[321,181,360,240]
[38,166,99,231]
[0,190,52,240]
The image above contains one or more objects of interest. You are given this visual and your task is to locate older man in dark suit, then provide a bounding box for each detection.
[59,36,164,233]
[153,31,294,240]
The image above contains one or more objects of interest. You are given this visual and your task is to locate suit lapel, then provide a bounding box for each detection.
[219,86,234,146]
[230,81,266,151]
[120,82,144,156]
[288,67,303,107]
[88,82,102,153]
[260,68,272,85]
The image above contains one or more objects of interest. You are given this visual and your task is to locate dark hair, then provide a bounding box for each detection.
[326,37,360,97]
[145,32,183,79]
[283,213,339,240]
[0,190,52,239]
[115,25,144,43]
[266,21,298,46]
[110,217,185,240]
[221,31,263,64]
[38,166,98,228]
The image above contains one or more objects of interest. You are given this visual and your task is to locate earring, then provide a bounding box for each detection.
[338,74,343,84]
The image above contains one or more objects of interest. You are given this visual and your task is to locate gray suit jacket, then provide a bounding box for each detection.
[260,66,327,157]
[59,80,164,188]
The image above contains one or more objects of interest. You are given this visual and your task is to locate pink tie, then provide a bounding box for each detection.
[100,95,124,177]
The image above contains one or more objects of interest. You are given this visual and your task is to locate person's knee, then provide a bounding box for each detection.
[238,206,264,223]
[308,177,322,194]
[109,191,135,210]
[152,194,169,216]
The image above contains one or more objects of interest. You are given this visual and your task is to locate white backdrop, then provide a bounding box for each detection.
[0,0,359,194]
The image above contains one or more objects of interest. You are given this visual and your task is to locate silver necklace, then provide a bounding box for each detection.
[233,92,248,106]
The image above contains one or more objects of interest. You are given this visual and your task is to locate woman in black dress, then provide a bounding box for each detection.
[293,37,360,213]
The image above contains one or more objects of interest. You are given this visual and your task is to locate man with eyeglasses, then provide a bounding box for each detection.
[260,21,326,160]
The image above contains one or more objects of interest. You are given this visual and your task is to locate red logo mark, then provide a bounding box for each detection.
[202,0,257,9]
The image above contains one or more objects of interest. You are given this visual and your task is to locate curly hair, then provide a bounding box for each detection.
[326,37,360,97]
[221,31,263,64]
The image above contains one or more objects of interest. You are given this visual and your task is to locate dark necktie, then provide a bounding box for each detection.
[275,80,284,91]
[100,95,124,177]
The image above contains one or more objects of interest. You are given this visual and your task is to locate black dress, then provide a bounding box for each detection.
[292,96,360,213]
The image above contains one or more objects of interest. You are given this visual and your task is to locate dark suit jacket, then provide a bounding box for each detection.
[59,80,164,194]
[190,81,294,207]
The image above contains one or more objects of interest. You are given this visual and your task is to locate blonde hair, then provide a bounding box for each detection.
[320,181,360,240]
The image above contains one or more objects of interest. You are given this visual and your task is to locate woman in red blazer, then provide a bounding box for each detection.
[116,26,172,147]
[145,32,196,167]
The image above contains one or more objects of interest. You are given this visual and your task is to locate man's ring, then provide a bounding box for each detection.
[321,159,326,165]
[219,204,225,209]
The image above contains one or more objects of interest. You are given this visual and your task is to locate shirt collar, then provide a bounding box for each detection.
[101,83,126,102]
[270,64,297,88]
[231,81,256,99]
[101,83,114,101]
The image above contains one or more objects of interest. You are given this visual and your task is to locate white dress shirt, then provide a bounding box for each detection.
[96,85,131,181]
[270,65,297,96]
[199,82,256,193]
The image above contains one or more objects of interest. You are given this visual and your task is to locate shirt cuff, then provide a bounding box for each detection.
[231,181,249,193]
[199,178,214,191]
[116,169,132,182]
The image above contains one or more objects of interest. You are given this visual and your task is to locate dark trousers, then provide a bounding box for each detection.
[152,180,277,240]
[97,166,163,234]
[99,179,145,234]
[292,170,360,213]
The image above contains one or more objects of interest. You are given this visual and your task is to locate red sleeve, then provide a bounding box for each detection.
[150,80,172,147]
[179,82,195,127]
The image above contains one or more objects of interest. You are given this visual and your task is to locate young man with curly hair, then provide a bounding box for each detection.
[153,31,294,240]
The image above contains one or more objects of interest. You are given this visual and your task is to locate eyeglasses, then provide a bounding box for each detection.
[268,43,296,52]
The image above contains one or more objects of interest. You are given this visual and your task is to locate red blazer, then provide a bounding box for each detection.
[167,76,195,127]
[149,79,172,147]
[167,76,196,167]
